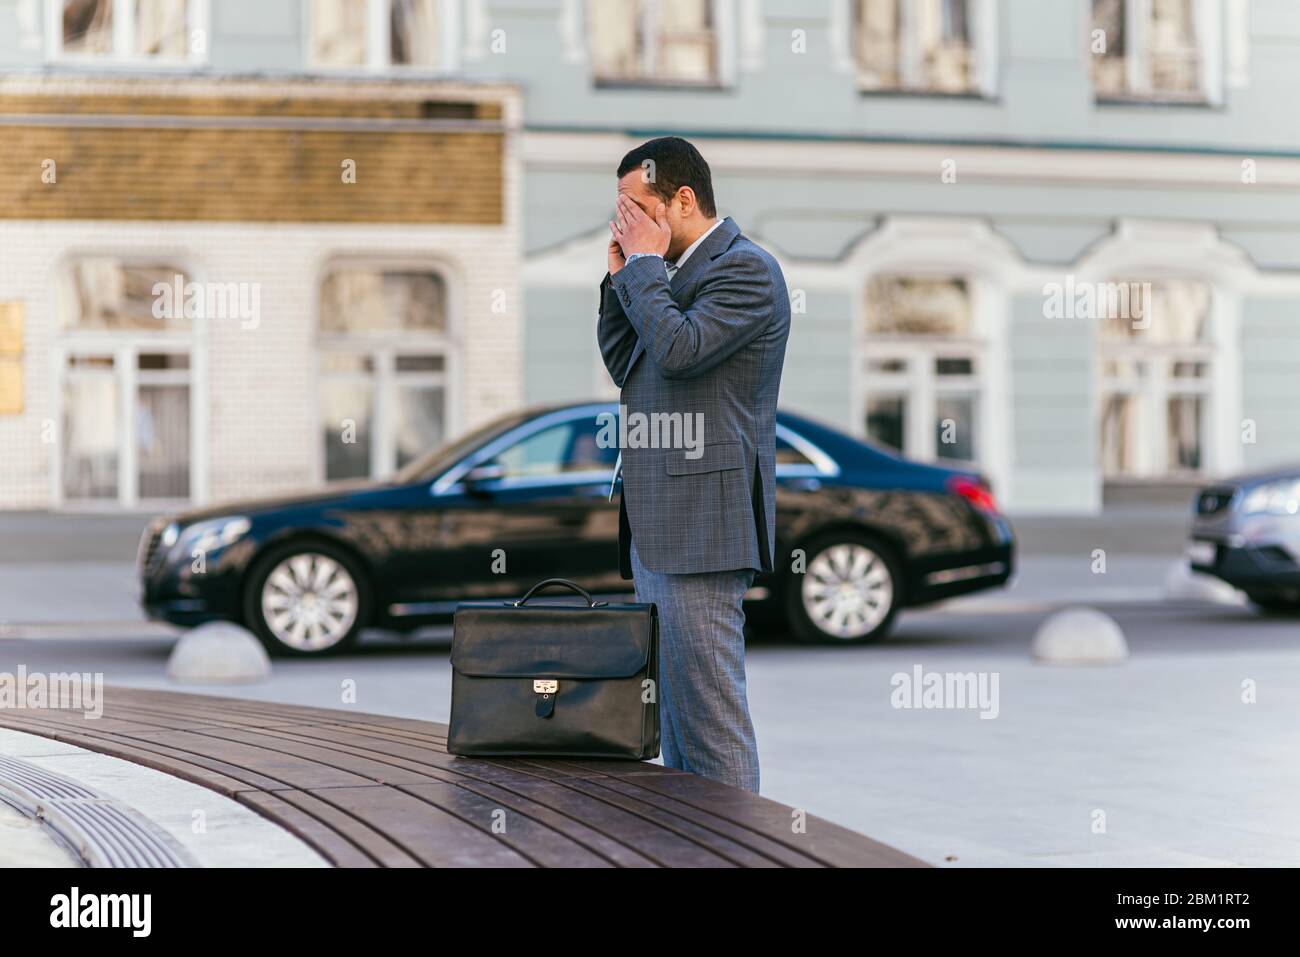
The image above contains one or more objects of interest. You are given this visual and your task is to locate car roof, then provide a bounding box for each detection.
[519,400,907,467]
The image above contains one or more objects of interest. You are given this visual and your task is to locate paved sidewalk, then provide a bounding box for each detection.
[755,641,1300,868]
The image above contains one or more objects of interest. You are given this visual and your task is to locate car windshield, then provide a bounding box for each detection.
[391,408,537,484]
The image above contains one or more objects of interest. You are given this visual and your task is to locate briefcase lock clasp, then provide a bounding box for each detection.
[533,679,559,718]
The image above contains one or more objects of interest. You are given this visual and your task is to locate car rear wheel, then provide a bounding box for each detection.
[786,532,902,644]
[244,542,370,656]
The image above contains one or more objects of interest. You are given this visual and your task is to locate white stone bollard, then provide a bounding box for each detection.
[167,622,272,684]
[1031,606,1128,665]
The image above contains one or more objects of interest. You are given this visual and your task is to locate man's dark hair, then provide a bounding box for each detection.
[617,137,717,217]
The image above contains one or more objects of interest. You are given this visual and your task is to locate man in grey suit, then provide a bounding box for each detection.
[598,137,790,793]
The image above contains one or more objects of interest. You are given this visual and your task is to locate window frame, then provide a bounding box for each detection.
[844,0,998,98]
[774,423,842,479]
[50,254,207,509]
[859,273,986,466]
[585,0,733,91]
[433,403,617,495]
[315,258,460,484]
[437,405,842,495]
[45,0,210,68]
[1096,278,1215,479]
[1090,0,1224,106]
[480,415,620,488]
[304,0,461,75]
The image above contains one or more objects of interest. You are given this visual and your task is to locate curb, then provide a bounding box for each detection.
[0,728,329,868]
[0,622,179,640]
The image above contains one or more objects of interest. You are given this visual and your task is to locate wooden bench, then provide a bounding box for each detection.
[0,686,926,868]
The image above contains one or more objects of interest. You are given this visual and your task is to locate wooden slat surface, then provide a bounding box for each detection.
[0,687,927,869]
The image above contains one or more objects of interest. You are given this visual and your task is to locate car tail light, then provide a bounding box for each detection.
[948,476,999,515]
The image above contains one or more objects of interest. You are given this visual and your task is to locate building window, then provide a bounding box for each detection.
[852,0,984,94]
[61,259,191,334]
[49,0,205,63]
[57,259,195,505]
[318,265,453,481]
[588,0,720,86]
[308,0,451,71]
[1099,279,1213,478]
[1091,0,1217,103]
[861,275,982,465]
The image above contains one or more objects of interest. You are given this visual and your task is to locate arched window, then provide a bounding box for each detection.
[56,257,195,505]
[318,264,453,480]
[1098,278,1212,476]
[862,274,982,464]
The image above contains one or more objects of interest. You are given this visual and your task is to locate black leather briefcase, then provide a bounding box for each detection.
[447,579,660,759]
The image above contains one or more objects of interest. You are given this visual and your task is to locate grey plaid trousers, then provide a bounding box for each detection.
[631,541,760,793]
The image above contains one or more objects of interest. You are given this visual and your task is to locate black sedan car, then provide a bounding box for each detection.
[139,402,1015,655]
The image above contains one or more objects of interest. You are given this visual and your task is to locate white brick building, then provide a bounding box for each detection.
[0,76,523,510]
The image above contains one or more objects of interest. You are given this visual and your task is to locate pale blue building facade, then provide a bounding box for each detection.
[3,0,1299,513]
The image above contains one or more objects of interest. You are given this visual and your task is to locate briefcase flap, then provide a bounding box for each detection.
[451,603,655,679]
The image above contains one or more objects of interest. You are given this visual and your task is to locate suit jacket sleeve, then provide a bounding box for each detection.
[609,251,775,380]
[597,272,639,389]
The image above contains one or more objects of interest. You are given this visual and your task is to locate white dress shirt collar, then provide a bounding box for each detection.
[668,218,724,273]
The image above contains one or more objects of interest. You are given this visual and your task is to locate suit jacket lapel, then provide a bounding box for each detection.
[622,218,740,381]
[669,217,739,297]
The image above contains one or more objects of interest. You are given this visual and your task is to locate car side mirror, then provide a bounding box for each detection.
[463,463,505,493]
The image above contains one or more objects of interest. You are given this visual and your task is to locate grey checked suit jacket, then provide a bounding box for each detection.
[598,217,790,578]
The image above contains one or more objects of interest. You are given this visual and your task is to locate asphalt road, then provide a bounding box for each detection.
[0,504,1200,564]
[0,502,1205,627]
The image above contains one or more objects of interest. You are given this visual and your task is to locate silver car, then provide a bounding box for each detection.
[1189,467,1300,613]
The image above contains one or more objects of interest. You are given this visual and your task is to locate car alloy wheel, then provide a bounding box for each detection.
[259,552,360,653]
[787,534,902,644]
[802,542,893,639]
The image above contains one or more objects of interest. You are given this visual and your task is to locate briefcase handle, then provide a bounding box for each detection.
[512,578,609,608]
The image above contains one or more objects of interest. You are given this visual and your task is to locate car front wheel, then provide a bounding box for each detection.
[244,542,371,656]
[786,532,902,644]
